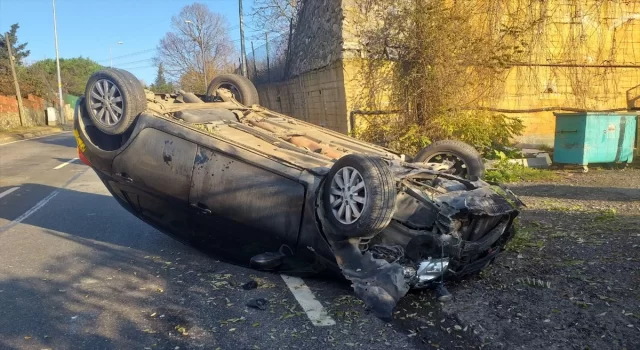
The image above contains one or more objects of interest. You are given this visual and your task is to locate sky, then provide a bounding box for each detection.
[0,0,259,84]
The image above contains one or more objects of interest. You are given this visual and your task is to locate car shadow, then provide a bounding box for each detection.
[0,182,376,349]
[0,183,268,348]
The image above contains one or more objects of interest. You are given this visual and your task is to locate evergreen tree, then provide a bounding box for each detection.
[0,23,30,65]
[151,63,174,93]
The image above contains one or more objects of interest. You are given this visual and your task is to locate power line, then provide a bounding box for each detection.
[97,48,155,63]
[116,64,156,70]
[95,25,279,63]
[115,58,155,66]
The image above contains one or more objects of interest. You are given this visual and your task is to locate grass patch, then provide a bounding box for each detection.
[594,208,617,222]
[538,200,585,212]
[505,226,545,252]
[561,259,585,266]
[550,231,569,239]
[485,161,557,183]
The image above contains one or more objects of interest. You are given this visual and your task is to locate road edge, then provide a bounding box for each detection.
[0,125,73,145]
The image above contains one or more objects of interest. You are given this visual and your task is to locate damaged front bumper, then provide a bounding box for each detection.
[319,165,523,320]
[404,257,450,288]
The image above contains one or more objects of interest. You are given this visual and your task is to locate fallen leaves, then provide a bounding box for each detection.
[516,277,551,289]
[220,317,245,325]
[174,325,188,336]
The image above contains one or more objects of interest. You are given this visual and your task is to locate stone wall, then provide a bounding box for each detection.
[0,94,52,130]
[287,0,345,77]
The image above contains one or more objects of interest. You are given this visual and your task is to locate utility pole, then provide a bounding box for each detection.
[239,0,248,77]
[201,27,207,91]
[5,32,26,127]
[251,41,257,79]
[265,33,271,83]
[52,0,65,124]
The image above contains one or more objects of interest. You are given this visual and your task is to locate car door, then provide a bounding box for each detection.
[110,128,197,238]
[188,145,306,264]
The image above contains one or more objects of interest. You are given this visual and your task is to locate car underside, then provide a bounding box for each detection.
[74,68,524,320]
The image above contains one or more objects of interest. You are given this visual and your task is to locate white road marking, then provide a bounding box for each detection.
[0,187,20,199]
[0,131,71,146]
[53,158,79,169]
[281,275,336,326]
[0,171,84,234]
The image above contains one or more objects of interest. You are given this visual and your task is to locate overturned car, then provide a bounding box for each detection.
[74,68,523,320]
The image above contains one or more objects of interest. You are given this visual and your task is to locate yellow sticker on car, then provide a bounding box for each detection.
[74,129,86,153]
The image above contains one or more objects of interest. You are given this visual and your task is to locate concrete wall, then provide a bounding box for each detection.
[256,61,350,133]
[0,94,50,130]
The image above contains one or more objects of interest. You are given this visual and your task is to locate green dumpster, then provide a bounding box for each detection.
[553,112,637,170]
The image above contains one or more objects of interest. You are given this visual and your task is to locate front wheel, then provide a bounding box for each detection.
[413,140,485,180]
[84,69,146,135]
[321,154,396,239]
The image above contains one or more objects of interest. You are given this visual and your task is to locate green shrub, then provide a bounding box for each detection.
[485,160,556,183]
[354,110,524,156]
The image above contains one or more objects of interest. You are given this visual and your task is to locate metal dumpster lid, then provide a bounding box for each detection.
[553,111,640,117]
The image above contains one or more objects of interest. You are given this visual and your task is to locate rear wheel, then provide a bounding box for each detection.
[413,140,485,180]
[322,154,396,239]
[206,74,260,106]
[84,69,146,135]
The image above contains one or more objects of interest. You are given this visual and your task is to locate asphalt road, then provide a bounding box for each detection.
[0,133,477,350]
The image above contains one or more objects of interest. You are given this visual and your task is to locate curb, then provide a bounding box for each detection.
[0,125,73,144]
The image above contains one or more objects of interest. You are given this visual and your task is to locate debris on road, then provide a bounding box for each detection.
[246,298,269,310]
[242,280,258,290]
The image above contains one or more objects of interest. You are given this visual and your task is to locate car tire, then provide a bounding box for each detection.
[322,154,396,239]
[113,68,147,113]
[413,140,485,180]
[206,74,260,106]
[84,68,146,135]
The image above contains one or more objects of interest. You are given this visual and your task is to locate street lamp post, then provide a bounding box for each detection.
[239,0,247,78]
[52,0,65,124]
[109,41,124,67]
[185,20,207,92]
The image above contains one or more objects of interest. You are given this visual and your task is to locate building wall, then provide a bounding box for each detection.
[487,0,640,146]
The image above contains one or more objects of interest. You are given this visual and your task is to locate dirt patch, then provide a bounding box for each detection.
[443,168,640,349]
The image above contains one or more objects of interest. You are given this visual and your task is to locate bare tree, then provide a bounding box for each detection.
[250,0,300,36]
[156,3,235,93]
[249,0,302,82]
